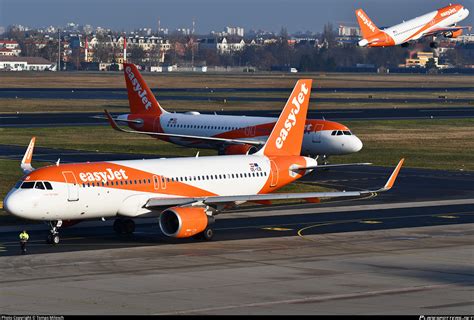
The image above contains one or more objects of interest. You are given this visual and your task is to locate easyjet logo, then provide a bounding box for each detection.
[357,10,376,33]
[125,66,152,110]
[275,83,309,149]
[440,8,457,17]
[79,168,129,183]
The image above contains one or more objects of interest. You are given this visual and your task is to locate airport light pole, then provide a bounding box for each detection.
[57,28,60,72]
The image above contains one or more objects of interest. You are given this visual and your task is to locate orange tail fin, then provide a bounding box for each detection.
[123,63,166,115]
[257,79,312,157]
[355,9,381,39]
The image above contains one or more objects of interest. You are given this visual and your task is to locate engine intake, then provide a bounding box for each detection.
[159,207,210,238]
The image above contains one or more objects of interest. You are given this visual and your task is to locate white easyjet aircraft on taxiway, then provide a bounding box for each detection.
[4,79,404,245]
[356,3,470,48]
[98,63,363,162]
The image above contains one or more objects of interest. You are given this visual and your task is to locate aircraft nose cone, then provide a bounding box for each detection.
[351,136,363,153]
[4,191,26,218]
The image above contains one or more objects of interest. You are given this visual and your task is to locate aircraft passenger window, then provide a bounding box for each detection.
[331,131,336,135]
[34,182,45,190]
[337,131,343,136]
[252,173,255,177]
[21,181,35,189]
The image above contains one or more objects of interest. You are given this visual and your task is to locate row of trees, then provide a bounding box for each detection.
[3,25,473,70]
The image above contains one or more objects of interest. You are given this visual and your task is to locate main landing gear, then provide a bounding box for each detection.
[192,216,215,241]
[113,218,135,235]
[430,41,438,48]
[46,220,62,245]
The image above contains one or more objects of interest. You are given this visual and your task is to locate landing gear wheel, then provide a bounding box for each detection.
[113,218,135,234]
[113,219,123,234]
[52,234,60,244]
[202,228,214,241]
[46,233,60,245]
[123,219,135,234]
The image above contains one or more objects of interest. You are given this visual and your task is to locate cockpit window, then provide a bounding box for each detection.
[35,181,45,190]
[20,181,35,189]
[44,182,53,190]
[343,131,352,135]
[331,131,336,135]
[336,131,343,136]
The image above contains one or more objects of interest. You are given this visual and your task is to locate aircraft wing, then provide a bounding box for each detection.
[144,159,404,209]
[92,114,143,124]
[104,109,265,147]
[292,162,372,171]
[423,25,472,37]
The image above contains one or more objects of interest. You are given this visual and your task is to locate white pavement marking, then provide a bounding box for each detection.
[156,283,457,315]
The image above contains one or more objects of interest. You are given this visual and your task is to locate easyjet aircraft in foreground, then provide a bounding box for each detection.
[4,79,404,244]
[99,63,362,162]
[356,3,470,48]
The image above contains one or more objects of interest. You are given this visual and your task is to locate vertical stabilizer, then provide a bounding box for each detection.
[257,79,312,157]
[123,63,166,115]
[355,9,381,39]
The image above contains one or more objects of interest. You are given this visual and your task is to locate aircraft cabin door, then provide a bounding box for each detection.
[62,171,79,201]
[312,124,324,143]
[269,160,279,187]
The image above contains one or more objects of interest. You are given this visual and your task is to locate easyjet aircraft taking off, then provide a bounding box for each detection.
[99,63,362,161]
[356,3,470,48]
[4,79,404,245]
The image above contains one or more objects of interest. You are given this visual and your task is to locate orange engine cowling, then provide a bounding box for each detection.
[159,207,209,238]
[223,144,258,155]
[444,29,463,38]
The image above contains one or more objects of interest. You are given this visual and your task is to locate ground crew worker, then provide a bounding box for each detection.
[19,230,29,254]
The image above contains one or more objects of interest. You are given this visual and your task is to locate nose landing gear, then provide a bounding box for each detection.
[46,220,62,244]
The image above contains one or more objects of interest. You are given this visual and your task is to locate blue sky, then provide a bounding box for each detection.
[0,0,472,33]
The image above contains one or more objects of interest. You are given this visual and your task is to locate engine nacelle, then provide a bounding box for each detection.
[159,207,209,238]
[222,144,258,155]
[444,29,463,38]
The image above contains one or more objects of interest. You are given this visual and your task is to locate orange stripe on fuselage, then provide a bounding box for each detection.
[25,162,216,197]
[213,120,348,140]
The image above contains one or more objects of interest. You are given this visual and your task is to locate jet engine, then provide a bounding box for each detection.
[159,207,211,238]
[444,29,463,38]
[222,144,258,155]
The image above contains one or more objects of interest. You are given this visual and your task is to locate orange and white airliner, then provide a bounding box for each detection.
[4,79,404,244]
[356,3,470,48]
[100,63,362,161]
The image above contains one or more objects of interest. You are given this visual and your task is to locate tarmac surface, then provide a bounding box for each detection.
[0,223,472,314]
[1,107,474,128]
